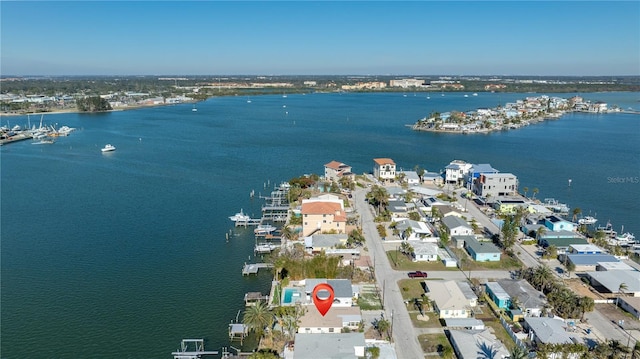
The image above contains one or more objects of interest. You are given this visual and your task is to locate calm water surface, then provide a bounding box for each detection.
[2,91,639,358]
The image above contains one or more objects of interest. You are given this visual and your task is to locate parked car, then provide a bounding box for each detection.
[407,271,428,278]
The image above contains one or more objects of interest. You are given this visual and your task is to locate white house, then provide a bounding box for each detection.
[305,279,356,307]
[399,170,420,186]
[445,160,472,185]
[426,280,475,319]
[292,333,365,359]
[395,219,434,241]
[324,160,354,182]
[441,216,474,237]
[297,306,362,334]
[373,158,396,181]
[412,242,439,262]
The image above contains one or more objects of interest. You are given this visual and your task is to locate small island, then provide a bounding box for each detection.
[411,95,619,134]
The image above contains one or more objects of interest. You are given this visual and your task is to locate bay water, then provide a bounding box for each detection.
[1,91,639,358]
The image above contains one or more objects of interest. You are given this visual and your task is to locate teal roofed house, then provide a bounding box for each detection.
[485,282,510,309]
[464,236,501,262]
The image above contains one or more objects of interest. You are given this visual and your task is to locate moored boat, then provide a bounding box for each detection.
[229,209,250,222]
[254,224,277,235]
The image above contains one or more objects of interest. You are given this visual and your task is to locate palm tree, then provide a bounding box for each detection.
[617,282,628,307]
[242,301,274,339]
[509,346,528,359]
[281,225,297,244]
[522,187,529,199]
[578,296,595,321]
[532,187,539,200]
[536,226,547,243]
[572,207,582,222]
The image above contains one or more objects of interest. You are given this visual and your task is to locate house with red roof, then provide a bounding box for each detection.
[324,160,354,182]
[373,158,396,181]
[301,195,347,237]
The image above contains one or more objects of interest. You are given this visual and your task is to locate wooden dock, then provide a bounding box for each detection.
[242,262,273,275]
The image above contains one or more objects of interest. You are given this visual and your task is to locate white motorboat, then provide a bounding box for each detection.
[616,232,636,244]
[101,144,116,152]
[229,209,250,223]
[254,224,277,235]
[578,216,598,225]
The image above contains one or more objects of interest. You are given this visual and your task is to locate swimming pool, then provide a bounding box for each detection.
[282,288,302,304]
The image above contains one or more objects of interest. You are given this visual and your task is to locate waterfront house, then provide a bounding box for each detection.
[292,333,365,359]
[466,163,499,189]
[301,195,346,237]
[373,158,396,181]
[411,241,439,262]
[422,171,444,186]
[305,279,356,307]
[399,170,420,186]
[324,160,354,183]
[304,233,348,254]
[544,215,577,232]
[441,216,474,237]
[464,236,501,262]
[448,329,510,359]
[493,197,527,215]
[445,160,472,185]
[472,173,518,198]
[297,306,362,334]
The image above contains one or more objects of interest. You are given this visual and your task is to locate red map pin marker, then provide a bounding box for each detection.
[312,283,335,316]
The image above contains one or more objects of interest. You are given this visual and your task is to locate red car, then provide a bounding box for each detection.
[408,271,428,278]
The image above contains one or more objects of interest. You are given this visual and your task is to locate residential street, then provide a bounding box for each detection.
[353,188,425,359]
[354,183,639,358]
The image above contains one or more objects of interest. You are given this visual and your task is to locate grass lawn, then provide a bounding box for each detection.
[483,319,517,351]
[451,248,522,271]
[386,251,458,271]
[409,311,442,328]
[397,279,426,301]
[418,333,454,358]
[357,292,383,310]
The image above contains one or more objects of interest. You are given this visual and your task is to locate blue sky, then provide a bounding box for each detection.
[2,1,639,76]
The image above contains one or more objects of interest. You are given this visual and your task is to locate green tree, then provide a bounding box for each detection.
[242,301,273,339]
[532,187,539,200]
[248,349,280,359]
[366,186,389,215]
[617,282,628,307]
[375,318,390,338]
[366,346,380,359]
[510,346,528,359]
[522,187,529,199]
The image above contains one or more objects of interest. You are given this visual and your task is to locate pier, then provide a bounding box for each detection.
[171,339,218,359]
[242,262,273,275]
[233,218,261,227]
[244,291,269,306]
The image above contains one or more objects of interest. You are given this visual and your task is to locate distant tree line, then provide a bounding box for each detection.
[76,96,112,112]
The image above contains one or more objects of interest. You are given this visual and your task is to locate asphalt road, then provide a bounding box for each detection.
[354,188,425,359]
